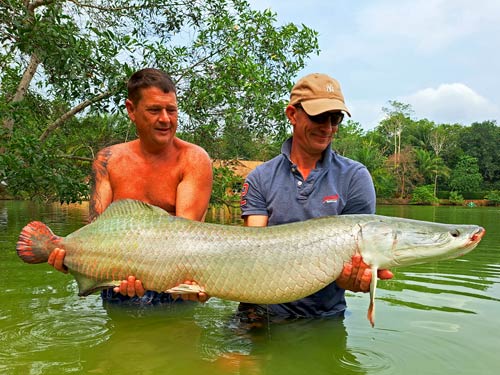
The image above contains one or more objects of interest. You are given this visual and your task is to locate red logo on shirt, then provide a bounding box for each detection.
[240,183,249,206]
[322,194,339,204]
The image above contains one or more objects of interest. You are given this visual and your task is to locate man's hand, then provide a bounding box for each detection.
[176,280,210,303]
[114,278,209,302]
[48,248,68,273]
[114,275,146,297]
[336,254,393,292]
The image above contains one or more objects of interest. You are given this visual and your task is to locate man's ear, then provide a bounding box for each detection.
[285,104,298,126]
[125,99,135,121]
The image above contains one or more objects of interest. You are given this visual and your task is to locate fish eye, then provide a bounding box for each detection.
[450,229,460,238]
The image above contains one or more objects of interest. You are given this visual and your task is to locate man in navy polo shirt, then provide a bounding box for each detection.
[240,73,393,318]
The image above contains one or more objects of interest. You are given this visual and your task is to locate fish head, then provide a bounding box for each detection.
[358,216,485,268]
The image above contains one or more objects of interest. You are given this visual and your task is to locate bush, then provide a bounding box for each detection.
[410,185,439,205]
[485,190,500,205]
[210,166,243,206]
[449,191,465,205]
[436,190,450,199]
[461,192,486,199]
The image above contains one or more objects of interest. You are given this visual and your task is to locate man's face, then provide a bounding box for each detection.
[288,104,341,156]
[126,86,178,149]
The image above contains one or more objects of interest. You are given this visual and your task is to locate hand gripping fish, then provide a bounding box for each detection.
[16,199,485,326]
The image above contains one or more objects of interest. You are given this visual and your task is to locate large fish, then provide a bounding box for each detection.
[17,199,484,326]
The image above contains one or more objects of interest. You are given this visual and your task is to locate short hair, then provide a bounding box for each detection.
[127,68,177,104]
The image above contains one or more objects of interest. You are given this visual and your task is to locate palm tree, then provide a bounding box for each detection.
[414,149,450,196]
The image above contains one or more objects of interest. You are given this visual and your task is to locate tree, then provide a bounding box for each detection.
[333,120,395,198]
[0,0,319,202]
[432,123,464,189]
[449,155,483,193]
[331,120,365,156]
[404,118,435,151]
[458,121,499,188]
[379,101,414,166]
[410,185,439,205]
[413,148,450,196]
[386,145,418,198]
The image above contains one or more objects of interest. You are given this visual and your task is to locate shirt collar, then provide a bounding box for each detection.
[281,137,333,168]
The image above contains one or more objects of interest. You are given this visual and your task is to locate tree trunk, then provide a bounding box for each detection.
[2,53,41,136]
[434,173,439,196]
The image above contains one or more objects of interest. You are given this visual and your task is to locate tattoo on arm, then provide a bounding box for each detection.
[89,148,112,222]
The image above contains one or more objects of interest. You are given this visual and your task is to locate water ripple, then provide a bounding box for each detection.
[1,295,110,366]
[337,347,395,373]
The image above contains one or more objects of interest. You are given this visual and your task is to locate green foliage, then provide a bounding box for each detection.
[436,190,450,199]
[177,4,319,144]
[210,166,243,206]
[410,185,439,205]
[449,155,483,193]
[0,133,89,203]
[485,190,500,205]
[1,2,498,204]
[334,120,397,198]
[460,192,486,200]
[457,121,500,185]
[448,191,465,205]
[1,0,318,202]
[371,168,397,198]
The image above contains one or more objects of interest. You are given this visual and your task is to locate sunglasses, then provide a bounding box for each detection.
[295,104,344,125]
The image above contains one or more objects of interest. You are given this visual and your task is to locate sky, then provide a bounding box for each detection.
[248,0,500,130]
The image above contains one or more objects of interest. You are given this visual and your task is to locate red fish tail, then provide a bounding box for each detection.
[16,221,61,264]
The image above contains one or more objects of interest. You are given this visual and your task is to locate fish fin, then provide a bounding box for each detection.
[72,273,118,296]
[368,266,379,327]
[166,283,204,295]
[16,221,60,264]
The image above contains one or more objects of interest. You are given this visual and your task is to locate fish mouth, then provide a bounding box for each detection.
[468,227,485,246]
[471,227,485,242]
[459,227,485,254]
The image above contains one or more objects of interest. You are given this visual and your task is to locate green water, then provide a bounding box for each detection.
[1,201,499,375]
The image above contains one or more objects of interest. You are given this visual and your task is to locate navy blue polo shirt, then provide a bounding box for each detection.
[240,137,376,318]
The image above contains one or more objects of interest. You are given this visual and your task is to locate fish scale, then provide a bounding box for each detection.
[16,199,485,326]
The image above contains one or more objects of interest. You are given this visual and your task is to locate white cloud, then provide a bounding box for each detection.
[246,0,500,129]
[402,83,498,125]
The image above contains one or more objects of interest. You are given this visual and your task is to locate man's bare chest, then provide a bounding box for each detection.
[109,163,181,212]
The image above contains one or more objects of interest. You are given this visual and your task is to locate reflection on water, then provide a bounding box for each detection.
[0,201,499,374]
[194,299,367,375]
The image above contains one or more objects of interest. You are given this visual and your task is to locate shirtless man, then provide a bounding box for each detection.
[48,68,212,302]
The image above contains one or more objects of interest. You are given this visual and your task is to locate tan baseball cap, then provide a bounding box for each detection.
[289,73,351,116]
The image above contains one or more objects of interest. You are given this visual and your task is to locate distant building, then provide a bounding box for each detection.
[212,160,263,179]
[212,159,264,195]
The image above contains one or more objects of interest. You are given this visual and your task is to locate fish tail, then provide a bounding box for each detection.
[16,221,61,264]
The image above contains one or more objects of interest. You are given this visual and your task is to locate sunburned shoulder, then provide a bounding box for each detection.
[97,140,137,156]
[174,137,211,162]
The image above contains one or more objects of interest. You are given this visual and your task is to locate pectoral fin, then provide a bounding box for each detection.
[72,272,118,296]
[368,266,379,327]
[166,283,204,295]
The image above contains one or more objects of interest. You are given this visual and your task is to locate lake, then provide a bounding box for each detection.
[1,201,499,375]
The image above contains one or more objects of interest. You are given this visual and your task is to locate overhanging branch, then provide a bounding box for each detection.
[39,89,114,143]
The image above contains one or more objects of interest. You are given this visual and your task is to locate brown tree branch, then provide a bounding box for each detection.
[39,89,114,143]
[27,0,58,12]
